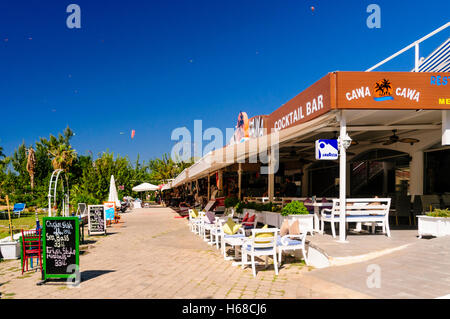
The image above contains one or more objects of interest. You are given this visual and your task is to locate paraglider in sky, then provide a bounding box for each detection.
[311,6,315,12]
[131,130,135,139]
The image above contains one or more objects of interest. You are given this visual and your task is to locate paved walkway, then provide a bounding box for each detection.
[305,234,450,298]
[0,207,369,299]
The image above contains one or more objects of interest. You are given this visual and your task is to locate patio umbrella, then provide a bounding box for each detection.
[132,182,159,192]
[108,175,121,207]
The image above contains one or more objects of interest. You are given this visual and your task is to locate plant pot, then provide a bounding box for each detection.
[263,211,280,227]
[417,215,450,238]
[283,214,314,235]
[0,240,21,260]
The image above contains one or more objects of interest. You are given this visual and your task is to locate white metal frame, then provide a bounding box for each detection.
[47,169,70,217]
[366,22,449,72]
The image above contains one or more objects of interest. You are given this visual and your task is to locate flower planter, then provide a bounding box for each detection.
[417,215,450,238]
[281,214,314,235]
[264,211,280,227]
[0,240,21,260]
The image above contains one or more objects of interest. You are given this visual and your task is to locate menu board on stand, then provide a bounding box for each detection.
[42,217,79,281]
[104,201,115,226]
[88,205,107,235]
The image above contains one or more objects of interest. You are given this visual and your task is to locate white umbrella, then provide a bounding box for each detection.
[108,175,121,207]
[132,182,159,192]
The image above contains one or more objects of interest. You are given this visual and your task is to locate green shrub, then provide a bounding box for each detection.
[281,201,309,216]
[225,197,239,208]
[427,208,450,218]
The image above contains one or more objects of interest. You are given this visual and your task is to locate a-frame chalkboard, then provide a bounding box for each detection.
[88,205,107,235]
[42,217,79,280]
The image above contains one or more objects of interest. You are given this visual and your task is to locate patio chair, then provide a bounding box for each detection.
[277,231,308,267]
[220,219,246,260]
[200,211,216,242]
[209,218,225,249]
[13,203,26,218]
[188,209,203,234]
[21,229,42,274]
[242,228,279,277]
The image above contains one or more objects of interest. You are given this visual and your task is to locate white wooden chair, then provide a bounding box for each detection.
[242,228,279,277]
[321,198,391,238]
[277,232,308,266]
[208,218,224,248]
[200,213,216,242]
[220,220,246,260]
[188,209,203,234]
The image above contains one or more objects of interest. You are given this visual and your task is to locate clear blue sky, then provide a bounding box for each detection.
[1,0,449,162]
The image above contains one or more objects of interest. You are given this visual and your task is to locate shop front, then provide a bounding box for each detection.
[172,70,450,240]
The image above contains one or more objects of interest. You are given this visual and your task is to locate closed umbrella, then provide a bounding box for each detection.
[108,175,121,207]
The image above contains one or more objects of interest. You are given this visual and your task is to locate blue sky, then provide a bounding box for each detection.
[0,0,449,162]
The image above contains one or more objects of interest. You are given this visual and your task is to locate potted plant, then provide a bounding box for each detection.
[418,208,450,238]
[0,228,21,260]
[280,201,314,235]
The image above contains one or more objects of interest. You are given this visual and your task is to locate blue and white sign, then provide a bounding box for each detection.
[315,139,339,160]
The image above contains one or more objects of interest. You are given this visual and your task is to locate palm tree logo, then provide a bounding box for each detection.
[373,78,394,101]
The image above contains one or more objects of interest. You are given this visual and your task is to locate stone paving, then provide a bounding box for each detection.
[0,207,369,299]
[306,234,450,298]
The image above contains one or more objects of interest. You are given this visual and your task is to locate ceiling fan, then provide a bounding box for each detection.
[376,130,420,146]
[287,148,314,164]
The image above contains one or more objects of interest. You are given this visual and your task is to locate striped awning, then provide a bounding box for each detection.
[417,38,450,72]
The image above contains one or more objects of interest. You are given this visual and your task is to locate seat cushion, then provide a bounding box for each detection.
[223,218,241,235]
[243,214,255,227]
[255,225,273,243]
[246,245,273,252]
[277,236,302,246]
[280,219,289,237]
[224,233,245,238]
[206,211,215,224]
[289,220,300,235]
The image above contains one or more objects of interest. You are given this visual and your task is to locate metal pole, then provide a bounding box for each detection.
[339,112,347,242]
[415,42,420,72]
[6,195,13,241]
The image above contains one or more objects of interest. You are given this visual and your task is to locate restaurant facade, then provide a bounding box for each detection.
[170,29,450,241]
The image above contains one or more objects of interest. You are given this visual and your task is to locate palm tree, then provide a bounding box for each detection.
[48,143,77,172]
[26,147,36,189]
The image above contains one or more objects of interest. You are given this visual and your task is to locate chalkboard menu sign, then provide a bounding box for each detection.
[88,205,107,235]
[42,217,79,279]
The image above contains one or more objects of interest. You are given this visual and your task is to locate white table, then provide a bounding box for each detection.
[223,236,252,267]
[312,202,333,233]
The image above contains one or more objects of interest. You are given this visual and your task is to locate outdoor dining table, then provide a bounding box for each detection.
[224,236,252,267]
[311,202,333,234]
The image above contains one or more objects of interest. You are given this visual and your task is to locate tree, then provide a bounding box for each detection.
[26,147,36,189]
[148,153,193,183]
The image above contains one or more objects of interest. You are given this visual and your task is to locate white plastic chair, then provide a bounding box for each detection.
[242,228,279,277]
[188,209,203,234]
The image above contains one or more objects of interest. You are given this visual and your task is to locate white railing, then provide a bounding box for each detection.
[366,22,450,72]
